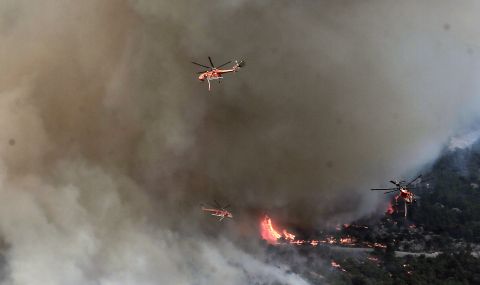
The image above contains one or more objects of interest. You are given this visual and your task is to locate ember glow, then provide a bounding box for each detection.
[339,237,356,245]
[331,260,347,272]
[372,242,387,249]
[386,201,395,215]
[325,236,336,244]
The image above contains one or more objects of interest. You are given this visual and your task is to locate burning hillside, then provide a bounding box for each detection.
[259,215,386,249]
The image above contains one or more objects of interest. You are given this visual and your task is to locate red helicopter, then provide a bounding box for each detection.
[371,174,423,217]
[192,57,245,91]
[201,200,233,222]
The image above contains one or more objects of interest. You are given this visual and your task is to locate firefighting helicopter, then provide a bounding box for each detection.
[201,200,233,222]
[371,174,424,217]
[192,56,245,91]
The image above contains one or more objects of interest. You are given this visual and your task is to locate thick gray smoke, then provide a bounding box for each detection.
[1,0,480,284]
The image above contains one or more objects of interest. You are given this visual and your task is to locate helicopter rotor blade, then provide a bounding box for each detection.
[406,174,422,187]
[384,190,398,194]
[214,199,221,208]
[192,61,211,69]
[216,60,232,69]
[389,180,400,186]
[208,56,215,68]
[371,188,398,191]
[222,204,231,209]
[237,60,245,67]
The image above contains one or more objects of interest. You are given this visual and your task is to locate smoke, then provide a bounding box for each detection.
[0,0,480,284]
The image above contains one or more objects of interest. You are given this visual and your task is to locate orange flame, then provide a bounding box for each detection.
[290,240,304,245]
[260,215,282,244]
[260,215,363,248]
[282,230,295,241]
[339,237,356,245]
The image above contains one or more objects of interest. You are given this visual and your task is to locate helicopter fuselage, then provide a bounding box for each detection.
[397,187,415,203]
[201,207,233,219]
[198,68,236,81]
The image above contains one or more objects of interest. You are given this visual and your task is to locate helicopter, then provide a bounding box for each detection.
[201,200,233,222]
[192,56,245,91]
[371,174,424,217]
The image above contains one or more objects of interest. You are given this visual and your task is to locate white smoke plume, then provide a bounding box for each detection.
[1,0,480,284]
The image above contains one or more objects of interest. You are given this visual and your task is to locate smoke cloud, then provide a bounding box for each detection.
[1,0,480,284]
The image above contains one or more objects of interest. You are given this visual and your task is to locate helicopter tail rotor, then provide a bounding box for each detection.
[236,60,245,68]
[233,60,245,71]
[390,180,400,186]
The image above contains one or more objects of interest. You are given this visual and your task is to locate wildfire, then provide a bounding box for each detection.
[290,240,304,245]
[259,215,374,249]
[260,215,282,244]
[339,237,356,245]
[325,236,336,244]
[260,215,300,245]
[282,230,295,241]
